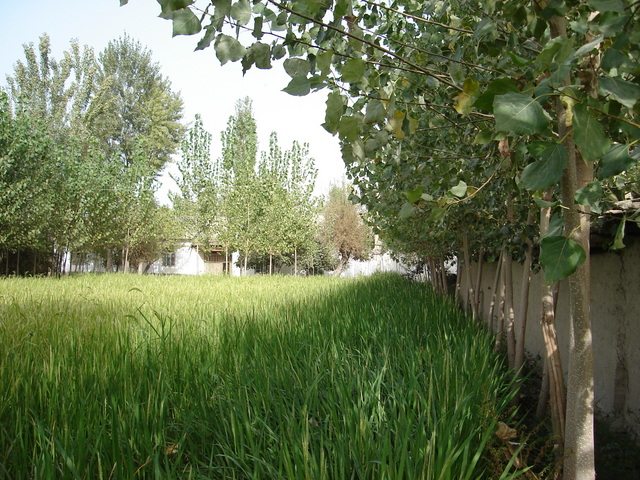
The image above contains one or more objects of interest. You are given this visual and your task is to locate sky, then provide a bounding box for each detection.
[0,0,346,200]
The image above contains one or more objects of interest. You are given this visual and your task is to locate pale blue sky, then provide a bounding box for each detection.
[0,0,345,199]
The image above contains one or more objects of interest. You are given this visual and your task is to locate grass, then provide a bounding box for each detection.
[0,273,524,479]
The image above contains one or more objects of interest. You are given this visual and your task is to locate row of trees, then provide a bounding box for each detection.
[1,34,184,274]
[1,34,372,276]
[174,98,372,275]
[135,0,640,477]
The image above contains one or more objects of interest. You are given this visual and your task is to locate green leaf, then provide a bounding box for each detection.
[399,202,415,218]
[588,0,625,13]
[475,78,519,113]
[230,0,251,26]
[252,17,264,39]
[574,35,603,58]
[364,100,386,124]
[450,181,467,198]
[214,34,246,64]
[572,103,610,162]
[196,25,217,50]
[474,129,493,144]
[599,77,640,109]
[283,58,310,78]
[404,186,423,203]
[282,76,311,96]
[341,58,366,83]
[534,197,560,208]
[316,51,333,75]
[158,0,194,18]
[212,0,231,16]
[574,181,603,212]
[171,8,202,36]
[323,91,343,133]
[494,92,551,135]
[250,42,271,69]
[521,142,567,190]
[599,144,637,178]
[390,110,406,139]
[541,214,564,240]
[611,216,626,250]
[540,235,586,284]
[454,78,480,114]
[337,115,362,142]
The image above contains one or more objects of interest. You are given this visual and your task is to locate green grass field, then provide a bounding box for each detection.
[0,273,522,479]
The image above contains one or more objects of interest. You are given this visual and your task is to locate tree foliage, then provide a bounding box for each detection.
[1,34,186,274]
[321,182,372,276]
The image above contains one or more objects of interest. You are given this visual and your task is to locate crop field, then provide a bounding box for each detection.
[0,274,520,479]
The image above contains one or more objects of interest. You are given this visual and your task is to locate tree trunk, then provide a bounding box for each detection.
[123,245,130,274]
[243,249,248,275]
[294,246,298,276]
[269,253,273,275]
[474,248,484,316]
[16,249,20,276]
[495,250,507,352]
[440,257,447,295]
[333,254,349,277]
[545,14,595,478]
[454,254,462,304]
[542,282,566,449]
[225,246,229,275]
[106,249,113,273]
[462,233,476,318]
[504,250,516,369]
[515,211,534,377]
[538,190,566,450]
[504,198,516,368]
[488,248,504,329]
[537,359,550,419]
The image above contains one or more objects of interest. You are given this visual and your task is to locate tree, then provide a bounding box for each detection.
[257,133,319,274]
[0,92,54,273]
[172,114,221,247]
[321,183,372,276]
[96,34,184,171]
[219,97,261,274]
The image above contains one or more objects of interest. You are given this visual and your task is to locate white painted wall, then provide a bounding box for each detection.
[148,243,203,275]
[460,242,640,438]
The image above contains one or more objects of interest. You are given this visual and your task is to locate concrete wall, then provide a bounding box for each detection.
[460,242,640,437]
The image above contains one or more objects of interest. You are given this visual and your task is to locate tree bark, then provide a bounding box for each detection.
[474,248,484,317]
[504,250,516,369]
[462,232,476,318]
[440,257,447,295]
[550,15,595,479]
[495,253,507,352]
[515,211,534,377]
[333,254,349,277]
[488,248,505,330]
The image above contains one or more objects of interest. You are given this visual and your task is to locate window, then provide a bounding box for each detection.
[162,252,176,267]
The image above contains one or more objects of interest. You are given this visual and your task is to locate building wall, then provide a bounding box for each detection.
[340,251,408,278]
[460,242,640,437]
